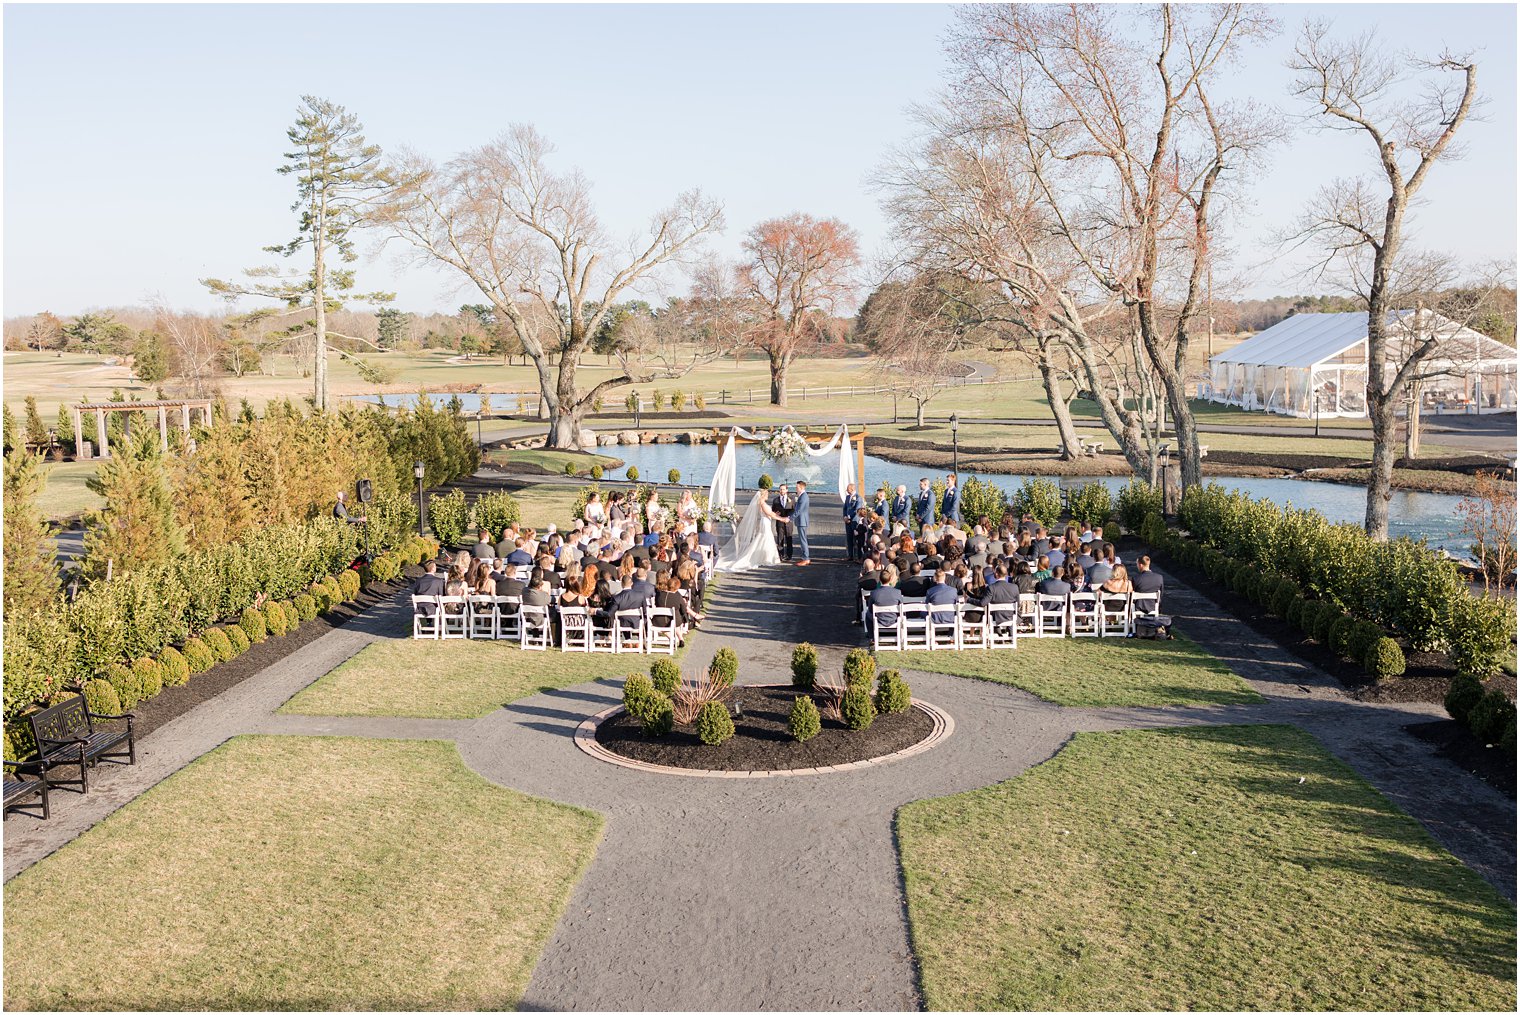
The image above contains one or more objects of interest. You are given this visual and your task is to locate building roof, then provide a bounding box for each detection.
[1214,311,1517,369]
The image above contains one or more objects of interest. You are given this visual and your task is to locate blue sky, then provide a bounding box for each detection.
[4,3,1515,316]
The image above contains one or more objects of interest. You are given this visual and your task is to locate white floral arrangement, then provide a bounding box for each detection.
[759,428,810,464]
[711,503,738,524]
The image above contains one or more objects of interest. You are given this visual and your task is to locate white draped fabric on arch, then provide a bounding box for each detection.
[706,424,858,514]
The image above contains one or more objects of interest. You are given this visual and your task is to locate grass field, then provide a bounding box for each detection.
[898,724,1517,1011]
[2,736,603,1011]
[34,460,101,521]
[482,446,621,475]
[281,636,684,719]
[891,633,1260,708]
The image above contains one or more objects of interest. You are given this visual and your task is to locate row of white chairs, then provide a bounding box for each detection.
[410,595,679,654]
[869,591,1161,651]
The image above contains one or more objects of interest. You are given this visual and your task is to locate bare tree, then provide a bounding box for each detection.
[943,3,1278,493]
[150,298,224,397]
[380,125,724,447]
[858,273,980,428]
[1289,23,1481,539]
[739,213,860,406]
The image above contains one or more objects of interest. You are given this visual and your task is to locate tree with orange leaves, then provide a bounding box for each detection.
[740,214,860,406]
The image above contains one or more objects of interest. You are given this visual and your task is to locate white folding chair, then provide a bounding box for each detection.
[614,609,647,654]
[519,605,551,650]
[1099,593,1132,637]
[438,596,469,639]
[1016,593,1039,636]
[559,605,591,652]
[1069,592,1100,637]
[900,602,931,650]
[985,603,1018,648]
[871,603,903,651]
[929,603,960,650]
[588,609,617,653]
[1035,593,1068,638]
[467,594,498,639]
[496,595,523,641]
[957,602,989,649]
[1130,591,1161,619]
[411,595,441,639]
[646,606,679,655]
[514,565,533,582]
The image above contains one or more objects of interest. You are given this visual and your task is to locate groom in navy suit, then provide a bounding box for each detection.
[841,483,862,561]
[793,481,812,566]
[941,472,962,524]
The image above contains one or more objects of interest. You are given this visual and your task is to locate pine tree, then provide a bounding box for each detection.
[56,406,75,455]
[82,430,186,578]
[2,449,60,616]
[174,424,254,550]
[3,403,16,454]
[23,396,48,449]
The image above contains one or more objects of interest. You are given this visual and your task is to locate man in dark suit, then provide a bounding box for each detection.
[604,584,648,628]
[1131,555,1164,595]
[841,483,862,561]
[1037,570,1073,601]
[871,488,891,527]
[899,561,932,599]
[471,530,495,560]
[412,560,446,616]
[1085,558,1114,587]
[941,473,962,525]
[628,565,657,601]
[984,564,1021,607]
[505,538,534,567]
[925,569,959,624]
[771,485,795,561]
[1074,548,1096,570]
[696,522,717,549]
[915,478,934,529]
[891,485,910,527]
[868,565,904,635]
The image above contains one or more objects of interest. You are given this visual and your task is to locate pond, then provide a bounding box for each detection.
[604,441,1474,554]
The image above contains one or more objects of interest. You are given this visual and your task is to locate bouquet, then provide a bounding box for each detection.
[759,428,810,464]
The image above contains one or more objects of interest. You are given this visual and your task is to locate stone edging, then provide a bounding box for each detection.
[574,685,954,779]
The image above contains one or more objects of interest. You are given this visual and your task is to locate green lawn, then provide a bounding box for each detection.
[898,724,1517,1012]
[282,635,687,719]
[891,633,1261,708]
[35,460,100,521]
[483,446,621,476]
[3,736,602,1011]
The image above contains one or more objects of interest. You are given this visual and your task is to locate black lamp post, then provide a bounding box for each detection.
[414,460,426,537]
[1314,390,1321,437]
[950,412,960,477]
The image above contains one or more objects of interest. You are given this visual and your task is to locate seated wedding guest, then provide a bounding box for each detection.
[522,528,542,558]
[534,556,563,591]
[1063,561,1088,592]
[453,549,473,574]
[921,542,944,572]
[899,561,932,599]
[963,567,989,603]
[444,566,470,613]
[984,563,1021,606]
[493,565,527,600]
[1079,523,1094,544]
[412,559,446,615]
[471,529,495,560]
[493,529,516,559]
[1131,555,1164,595]
[604,581,649,628]
[559,565,587,605]
[949,562,969,592]
[1036,565,1072,603]
[1073,544,1096,570]
[1047,544,1066,570]
[1100,564,1133,596]
[1013,559,1039,596]
[1033,554,1053,581]
[1089,525,1110,559]
[628,564,656,601]
[1085,553,1114,587]
[1013,530,1033,559]
[697,521,717,549]
[656,572,702,632]
[986,529,1007,558]
[504,538,533,567]
[1030,527,1050,555]
[925,569,959,624]
[472,567,497,597]
[675,557,703,596]
[868,565,904,631]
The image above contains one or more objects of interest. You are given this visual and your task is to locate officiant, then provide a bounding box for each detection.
[771,484,795,562]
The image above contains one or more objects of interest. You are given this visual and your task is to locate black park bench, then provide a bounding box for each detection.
[3,760,49,820]
[27,693,136,794]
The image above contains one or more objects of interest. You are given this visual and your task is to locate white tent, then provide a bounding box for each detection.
[1205,311,1518,418]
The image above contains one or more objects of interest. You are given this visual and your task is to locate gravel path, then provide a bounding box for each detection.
[5,497,1513,1011]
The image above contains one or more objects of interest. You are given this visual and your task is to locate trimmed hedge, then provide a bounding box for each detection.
[225,625,250,656]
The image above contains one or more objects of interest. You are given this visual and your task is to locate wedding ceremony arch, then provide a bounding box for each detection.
[707,425,868,512]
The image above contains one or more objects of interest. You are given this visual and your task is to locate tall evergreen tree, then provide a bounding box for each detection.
[2,449,60,616]
[203,96,395,411]
[22,396,48,448]
[81,430,185,578]
[55,406,75,455]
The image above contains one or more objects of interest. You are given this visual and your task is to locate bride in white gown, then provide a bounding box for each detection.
[717,489,784,572]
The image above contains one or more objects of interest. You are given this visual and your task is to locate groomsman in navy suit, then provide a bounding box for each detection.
[915,478,935,529]
[890,485,910,527]
[793,482,812,566]
[841,483,862,561]
[941,473,962,524]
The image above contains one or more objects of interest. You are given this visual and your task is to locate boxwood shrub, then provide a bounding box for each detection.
[1468,690,1517,745]
[649,659,681,697]
[131,657,163,703]
[240,607,267,644]
[159,646,191,687]
[1364,637,1406,680]
[83,678,122,717]
[875,669,911,714]
[841,686,876,731]
[182,637,215,674]
[1313,606,1343,646]
[337,569,361,601]
[1444,672,1485,724]
[204,627,234,663]
[294,594,318,622]
[106,663,142,709]
[789,695,821,742]
[265,601,290,637]
[790,643,819,690]
[696,700,735,745]
[225,625,250,656]
[1347,622,1385,668]
[842,648,877,690]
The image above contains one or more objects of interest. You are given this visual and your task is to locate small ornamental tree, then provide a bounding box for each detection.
[790,643,819,690]
[841,686,876,731]
[875,669,911,714]
[789,695,821,742]
[2,449,59,617]
[842,648,877,690]
[696,700,735,745]
[650,659,681,697]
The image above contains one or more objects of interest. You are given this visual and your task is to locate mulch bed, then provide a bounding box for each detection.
[117,574,410,743]
[594,685,934,772]
[1406,718,1517,798]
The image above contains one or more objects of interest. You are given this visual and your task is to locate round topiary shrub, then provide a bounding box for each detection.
[132,657,163,702]
[1270,581,1298,619]
[294,594,318,622]
[225,625,250,656]
[106,663,142,709]
[757,473,773,490]
[159,646,191,687]
[564,461,578,477]
[640,693,674,737]
[626,465,639,482]
[875,669,911,714]
[842,648,877,690]
[240,607,267,644]
[1285,598,1305,629]
[1364,637,1406,680]
[319,576,343,608]
[696,700,735,746]
[790,643,819,690]
[204,627,235,663]
[1298,600,1326,636]
[668,468,681,485]
[1347,622,1384,667]
[367,555,401,584]
[1313,606,1343,645]
[841,686,876,731]
[708,648,738,690]
[182,636,215,674]
[1445,672,1486,725]
[1468,690,1517,745]
[265,601,290,637]
[309,584,333,613]
[789,695,821,743]
[83,678,121,717]
[623,673,656,718]
[649,659,681,697]
[1329,615,1357,658]
[590,464,604,480]
[338,569,361,601]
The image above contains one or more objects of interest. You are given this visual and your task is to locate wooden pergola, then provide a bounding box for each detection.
[715,426,870,492]
[72,399,214,460]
